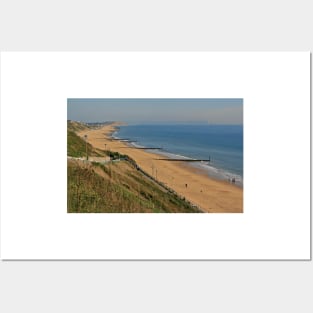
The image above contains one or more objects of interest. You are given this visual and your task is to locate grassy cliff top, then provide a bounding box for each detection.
[67,120,90,132]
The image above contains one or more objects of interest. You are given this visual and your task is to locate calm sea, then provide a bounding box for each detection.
[115,124,243,186]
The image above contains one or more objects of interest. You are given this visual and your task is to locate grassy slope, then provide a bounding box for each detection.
[67,120,89,132]
[67,130,104,158]
[67,121,106,158]
[68,159,199,213]
[67,121,200,213]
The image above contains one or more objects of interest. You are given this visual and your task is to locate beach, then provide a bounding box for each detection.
[78,123,243,213]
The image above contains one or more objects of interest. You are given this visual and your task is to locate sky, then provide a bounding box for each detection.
[67,98,243,125]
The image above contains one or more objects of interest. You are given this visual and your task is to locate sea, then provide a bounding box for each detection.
[114,124,243,187]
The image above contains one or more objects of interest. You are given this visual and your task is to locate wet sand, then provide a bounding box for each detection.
[78,123,243,213]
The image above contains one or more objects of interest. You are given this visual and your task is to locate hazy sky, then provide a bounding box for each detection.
[67,98,243,125]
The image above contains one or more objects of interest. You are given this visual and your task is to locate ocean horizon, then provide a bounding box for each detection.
[114,123,243,186]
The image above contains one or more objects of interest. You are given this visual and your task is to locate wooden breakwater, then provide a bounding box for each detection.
[155,158,211,162]
[118,147,162,150]
[109,138,136,142]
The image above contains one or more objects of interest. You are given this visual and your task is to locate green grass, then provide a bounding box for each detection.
[67,120,90,132]
[68,160,201,213]
[67,130,105,158]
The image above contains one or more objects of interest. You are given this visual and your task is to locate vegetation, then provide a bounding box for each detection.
[67,159,200,213]
[67,130,105,158]
[106,150,128,160]
[67,120,90,132]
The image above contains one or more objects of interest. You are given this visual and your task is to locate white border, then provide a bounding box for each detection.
[0,52,310,259]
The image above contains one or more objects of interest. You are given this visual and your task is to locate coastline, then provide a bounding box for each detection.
[78,123,243,213]
[114,124,243,187]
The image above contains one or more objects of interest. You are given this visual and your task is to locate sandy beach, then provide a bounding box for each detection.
[78,123,243,213]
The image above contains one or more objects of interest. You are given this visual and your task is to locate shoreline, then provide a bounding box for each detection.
[113,124,243,187]
[78,122,243,213]
[113,125,243,188]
